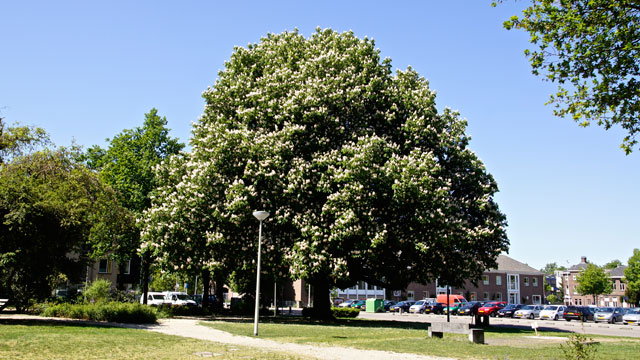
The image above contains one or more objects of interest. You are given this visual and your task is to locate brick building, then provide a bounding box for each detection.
[395,254,545,305]
[561,256,630,307]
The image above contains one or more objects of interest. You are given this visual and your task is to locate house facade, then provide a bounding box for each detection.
[561,256,630,307]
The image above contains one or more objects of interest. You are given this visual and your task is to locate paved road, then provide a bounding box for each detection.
[358,311,640,338]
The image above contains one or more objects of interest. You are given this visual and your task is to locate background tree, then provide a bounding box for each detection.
[576,263,611,305]
[624,249,640,306]
[86,109,183,292]
[497,0,640,154]
[148,29,508,318]
[0,118,50,163]
[0,148,133,310]
[604,259,623,270]
[540,262,566,274]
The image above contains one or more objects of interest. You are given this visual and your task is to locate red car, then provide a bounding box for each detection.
[477,301,507,317]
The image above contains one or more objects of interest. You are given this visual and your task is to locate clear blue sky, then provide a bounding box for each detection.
[2,1,638,271]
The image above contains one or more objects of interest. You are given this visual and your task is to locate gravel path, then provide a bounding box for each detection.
[139,318,456,360]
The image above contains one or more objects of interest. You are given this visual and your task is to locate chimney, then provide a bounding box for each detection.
[580,256,587,264]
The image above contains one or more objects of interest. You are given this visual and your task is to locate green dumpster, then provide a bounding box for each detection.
[366,298,384,313]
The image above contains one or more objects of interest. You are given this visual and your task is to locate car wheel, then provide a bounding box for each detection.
[554,315,558,321]
[529,314,534,319]
[490,312,496,318]
[566,319,571,322]
[611,317,616,324]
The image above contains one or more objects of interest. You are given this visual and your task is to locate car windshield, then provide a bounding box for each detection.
[629,308,640,314]
[152,295,164,300]
[503,304,517,310]
[484,302,499,307]
[176,294,192,300]
[414,300,425,305]
[543,305,558,310]
[521,305,534,310]
[598,307,614,313]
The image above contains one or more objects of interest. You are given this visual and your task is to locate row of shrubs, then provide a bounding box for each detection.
[40,301,157,324]
[301,306,360,318]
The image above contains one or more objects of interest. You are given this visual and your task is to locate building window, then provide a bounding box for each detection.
[496,276,502,286]
[407,291,414,300]
[532,277,538,287]
[573,275,576,281]
[123,260,131,275]
[532,295,541,304]
[423,291,429,299]
[523,277,529,286]
[483,275,489,285]
[470,292,477,301]
[494,292,502,301]
[98,259,111,274]
[621,282,626,291]
[483,292,490,301]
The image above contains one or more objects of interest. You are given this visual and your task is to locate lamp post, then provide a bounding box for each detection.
[252,210,269,336]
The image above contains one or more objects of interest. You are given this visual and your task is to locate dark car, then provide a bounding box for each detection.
[383,300,397,311]
[458,301,484,316]
[350,300,366,309]
[193,294,217,308]
[389,301,415,313]
[497,304,523,318]
[563,306,595,322]
[423,302,446,314]
[477,301,507,317]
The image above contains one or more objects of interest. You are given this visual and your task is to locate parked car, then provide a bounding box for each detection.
[593,307,626,324]
[350,300,366,309]
[409,300,430,314]
[458,301,484,316]
[436,294,467,307]
[389,301,415,313]
[514,305,543,319]
[539,305,565,321]
[443,303,463,315]
[193,294,217,308]
[383,300,397,311]
[477,301,507,317]
[423,301,445,314]
[338,299,356,308]
[497,304,523,318]
[163,291,197,306]
[140,291,168,306]
[622,308,640,325]
[563,306,595,322]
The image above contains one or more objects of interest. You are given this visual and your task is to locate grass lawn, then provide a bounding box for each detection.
[201,317,640,359]
[0,320,304,360]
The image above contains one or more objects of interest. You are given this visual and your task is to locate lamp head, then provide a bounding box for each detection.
[253,211,270,221]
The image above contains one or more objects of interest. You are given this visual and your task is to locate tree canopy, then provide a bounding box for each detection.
[603,259,623,270]
[0,148,134,310]
[624,249,640,306]
[576,263,611,302]
[0,118,50,163]
[498,0,640,154]
[541,262,566,274]
[142,29,508,317]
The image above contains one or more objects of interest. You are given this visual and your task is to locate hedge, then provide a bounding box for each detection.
[40,302,157,324]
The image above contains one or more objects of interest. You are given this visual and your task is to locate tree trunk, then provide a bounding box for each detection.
[311,277,332,320]
[202,269,211,309]
[214,272,225,312]
[141,252,149,305]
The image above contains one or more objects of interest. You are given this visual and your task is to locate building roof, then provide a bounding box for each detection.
[568,256,589,272]
[486,254,542,275]
[606,266,627,278]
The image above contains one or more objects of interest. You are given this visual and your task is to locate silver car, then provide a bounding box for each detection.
[622,308,640,326]
[514,305,543,319]
[539,305,566,321]
[593,307,625,324]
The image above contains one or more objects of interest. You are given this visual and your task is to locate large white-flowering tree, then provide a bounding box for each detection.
[142,29,508,318]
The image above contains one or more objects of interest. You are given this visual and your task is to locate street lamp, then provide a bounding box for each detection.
[252,210,269,336]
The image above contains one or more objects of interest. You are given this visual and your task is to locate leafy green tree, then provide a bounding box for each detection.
[624,249,640,306]
[84,279,112,303]
[0,148,134,310]
[143,29,508,318]
[498,0,640,154]
[604,259,622,269]
[86,109,183,293]
[0,118,50,163]
[576,264,611,305]
[540,262,566,274]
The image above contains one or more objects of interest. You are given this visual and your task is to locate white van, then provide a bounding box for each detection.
[140,292,168,306]
[163,292,197,306]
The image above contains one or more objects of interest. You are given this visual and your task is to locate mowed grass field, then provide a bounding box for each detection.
[0,320,304,360]
[201,317,640,359]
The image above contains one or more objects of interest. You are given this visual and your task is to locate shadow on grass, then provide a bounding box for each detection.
[0,317,129,329]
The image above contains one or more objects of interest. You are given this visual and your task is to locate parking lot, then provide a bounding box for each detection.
[358,311,640,338]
